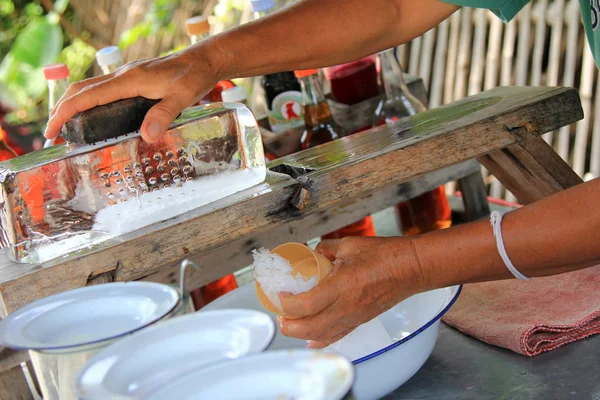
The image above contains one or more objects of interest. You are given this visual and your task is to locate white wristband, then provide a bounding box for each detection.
[490,211,530,281]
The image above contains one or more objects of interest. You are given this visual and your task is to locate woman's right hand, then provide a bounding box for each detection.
[44,43,226,143]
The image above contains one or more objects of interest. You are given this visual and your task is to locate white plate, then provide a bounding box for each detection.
[204,282,461,400]
[145,349,355,400]
[76,309,275,400]
[0,282,179,352]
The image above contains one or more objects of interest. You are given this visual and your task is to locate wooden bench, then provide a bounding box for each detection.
[0,85,583,398]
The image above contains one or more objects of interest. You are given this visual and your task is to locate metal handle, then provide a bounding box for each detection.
[179,259,201,300]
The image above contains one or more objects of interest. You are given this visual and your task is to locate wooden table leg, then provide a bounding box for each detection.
[0,365,33,400]
[478,127,583,204]
[458,169,491,221]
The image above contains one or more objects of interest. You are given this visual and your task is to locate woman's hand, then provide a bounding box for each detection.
[278,236,428,348]
[44,43,225,143]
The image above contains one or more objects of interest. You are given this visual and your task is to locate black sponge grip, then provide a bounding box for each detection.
[61,97,161,144]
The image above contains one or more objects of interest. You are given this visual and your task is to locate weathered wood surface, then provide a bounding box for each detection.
[143,160,482,289]
[0,86,583,317]
[478,126,584,204]
[0,364,32,400]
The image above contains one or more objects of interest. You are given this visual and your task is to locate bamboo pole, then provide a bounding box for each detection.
[454,8,473,100]
[545,0,566,146]
[573,45,596,177]
[430,20,449,109]
[468,8,487,96]
[530,0,549,86]
[556,0,580,162]
[419,28,437,90]
[515,2,533,86]
[443,11,461,104]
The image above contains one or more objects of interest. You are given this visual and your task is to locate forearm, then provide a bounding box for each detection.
[206,0,459,80]
[411,178,600,290]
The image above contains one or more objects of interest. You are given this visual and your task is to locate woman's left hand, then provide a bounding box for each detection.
[278,236,428,348]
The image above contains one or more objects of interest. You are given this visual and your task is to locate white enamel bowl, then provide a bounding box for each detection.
[76,309,275,399]
[145,349,355,400]
[204,282,461,400]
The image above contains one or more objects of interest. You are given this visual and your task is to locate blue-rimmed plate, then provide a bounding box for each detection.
[144,349,355,400]
[0,282,179,352]
[204,282,461,400]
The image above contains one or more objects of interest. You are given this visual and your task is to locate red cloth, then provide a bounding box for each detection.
[442,265,600,356]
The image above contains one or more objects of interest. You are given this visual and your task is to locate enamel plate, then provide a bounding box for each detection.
[0,282,180,352]
[144,349,355,400]
[76,309,275,399]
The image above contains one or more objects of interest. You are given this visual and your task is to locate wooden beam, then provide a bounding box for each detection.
[143,161,482,288]
[478,126,584,204]
[0,86,582,316]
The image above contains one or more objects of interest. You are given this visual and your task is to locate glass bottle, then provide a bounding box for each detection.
[96,46,123,75]
[43,64,69,148]
[295,69,376,238]
[323,55,379,134]
[185,16,236,103]
[374,49,452,236]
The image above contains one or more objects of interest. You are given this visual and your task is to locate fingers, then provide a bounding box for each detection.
[45,75,142,140]
[315,239,342,262]
[48,75,112,119]
[140,93,195,142]
[307,326,356,348]
[280,281,338,318]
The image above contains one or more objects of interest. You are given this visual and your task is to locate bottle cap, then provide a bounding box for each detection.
[221,86,247,103]
[294,69,319,79]
[250,0,275,12]
[43,64,70,80]
[96,46,122,67]
[185,16,210,36]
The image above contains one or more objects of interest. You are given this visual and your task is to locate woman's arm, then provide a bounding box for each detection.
[279,178,600,347]
[414,177,600,288]
[44,0,459,142]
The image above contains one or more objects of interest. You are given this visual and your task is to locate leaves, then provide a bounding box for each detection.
[8,16,62,68]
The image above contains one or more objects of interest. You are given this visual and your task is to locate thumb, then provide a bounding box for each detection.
[141,95,193,142]
[280,280,337,317]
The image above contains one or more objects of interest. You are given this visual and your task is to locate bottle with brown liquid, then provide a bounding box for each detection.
[294,69,376,239]
[373,49,451,235]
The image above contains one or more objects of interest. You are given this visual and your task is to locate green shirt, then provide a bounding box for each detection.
[442,0,600,68]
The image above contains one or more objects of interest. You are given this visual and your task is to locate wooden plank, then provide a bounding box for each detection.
[0,365,33,400]
[0,86,583,316]
[143,161,482,288]
[477,126,584,205]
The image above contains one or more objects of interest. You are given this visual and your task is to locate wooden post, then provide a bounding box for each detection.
[477,127,583,205]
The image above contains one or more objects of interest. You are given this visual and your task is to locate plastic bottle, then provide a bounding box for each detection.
[185,16,236,103]
[96,46,123,75]
[43,64,69,147]
[295,69,376,238]
[221,86,249,106]
[374,49,452,236]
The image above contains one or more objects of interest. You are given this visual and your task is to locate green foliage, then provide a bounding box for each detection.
[119,0,179,49]
[0,1,97,125]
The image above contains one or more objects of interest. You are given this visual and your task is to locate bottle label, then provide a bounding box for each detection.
[268,90,304,133]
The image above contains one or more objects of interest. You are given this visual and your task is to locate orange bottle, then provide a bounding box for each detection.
[295,69,376,239]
